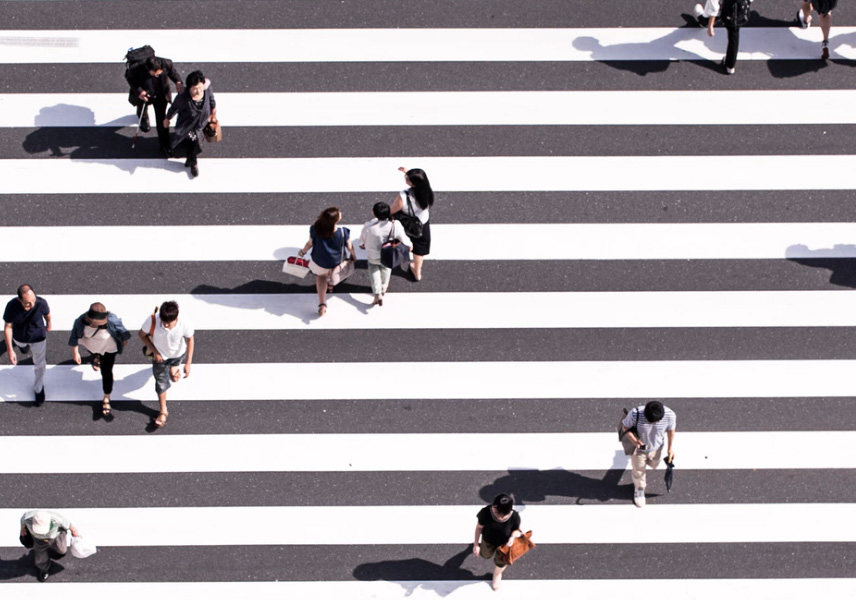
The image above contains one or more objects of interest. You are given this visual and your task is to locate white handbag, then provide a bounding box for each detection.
[70,534,97,558]
[282,256,311,279]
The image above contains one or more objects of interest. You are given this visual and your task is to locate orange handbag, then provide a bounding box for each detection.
[496,530,535,565]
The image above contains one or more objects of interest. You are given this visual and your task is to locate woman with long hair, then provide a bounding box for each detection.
[390,166,434,281]
[298,207,356,316]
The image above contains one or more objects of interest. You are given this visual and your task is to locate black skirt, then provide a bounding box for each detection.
[409,220,431,256]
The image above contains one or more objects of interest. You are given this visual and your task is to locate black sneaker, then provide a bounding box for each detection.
[35,387,45,404]
[140,113,151,133]
[38,570,48,582]
[190,165,199,177]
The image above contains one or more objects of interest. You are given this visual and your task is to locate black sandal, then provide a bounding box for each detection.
[102,398,111,416]
[91,355,101,371]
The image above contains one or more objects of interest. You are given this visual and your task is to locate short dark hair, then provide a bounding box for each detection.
[146,56,166,72]
[185,70,205,88]
[491,493,514,516]
[373,202,391,220]
[644,401,665,423]
[17,284,33,299]
[160,300,179,323]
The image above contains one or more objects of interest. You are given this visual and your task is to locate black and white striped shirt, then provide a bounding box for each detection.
[622,405,676,453]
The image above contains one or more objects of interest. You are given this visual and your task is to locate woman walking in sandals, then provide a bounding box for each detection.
[298,207,356,316]
[390,167,434,281]
[137,301,195,428]
[473,494,523,591]
[68,302,131,417]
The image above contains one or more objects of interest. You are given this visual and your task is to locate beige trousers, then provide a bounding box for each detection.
[630,446,663,490]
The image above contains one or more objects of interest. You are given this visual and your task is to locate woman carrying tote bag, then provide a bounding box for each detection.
[298,207,356,316]
[359,202,411,307]
[390,167,434,281]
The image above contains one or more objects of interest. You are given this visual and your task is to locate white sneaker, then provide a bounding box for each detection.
[798,8,811,28]
[726,67,736,74]
[633,488,646,507]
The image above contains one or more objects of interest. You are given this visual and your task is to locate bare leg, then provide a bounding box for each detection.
[410,255,424,280]
[801,1,813,26]
[820,12,831,41]
[155,391,168,426]
[492,565,507,591]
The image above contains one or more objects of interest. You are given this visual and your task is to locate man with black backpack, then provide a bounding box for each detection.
[699,0,752,74]
[125,46,184,156]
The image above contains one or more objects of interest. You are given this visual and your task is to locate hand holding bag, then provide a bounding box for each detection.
[69,534,97,559]
[496,530,535,565]
[203,118,222,143]
[380,221,410,269]
[282,256,311,279]
[328,227,355,286]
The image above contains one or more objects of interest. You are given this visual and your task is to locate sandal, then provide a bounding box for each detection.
[154,412,168,427]
[102,398,111,416]
[318,303,327,316]
[91,355,101,372]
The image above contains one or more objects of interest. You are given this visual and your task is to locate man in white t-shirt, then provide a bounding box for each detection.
[138,300,194,428]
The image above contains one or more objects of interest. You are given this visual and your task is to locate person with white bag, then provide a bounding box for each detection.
[20,510,89,581]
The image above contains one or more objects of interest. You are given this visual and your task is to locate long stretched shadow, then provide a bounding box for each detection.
[786,244,856,288]
[0,549,65,581]
[479,468,637,506]
[353,546,486,597]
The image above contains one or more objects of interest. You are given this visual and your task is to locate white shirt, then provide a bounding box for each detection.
[359,218,411,262]
[141,314,194,359]
[399,190,430,223]
[78,325,118,354]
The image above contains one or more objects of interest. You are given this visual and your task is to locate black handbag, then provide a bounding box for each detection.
[20,531,33,548]
[381,222,410,269]
[617,407,641,456]
[395,191,424,239]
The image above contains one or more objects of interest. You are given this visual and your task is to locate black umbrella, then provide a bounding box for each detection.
[664,457,675,492]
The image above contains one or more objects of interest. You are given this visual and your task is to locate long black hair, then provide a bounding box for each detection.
[406,168,434,210]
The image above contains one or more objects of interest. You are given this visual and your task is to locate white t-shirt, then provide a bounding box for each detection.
[79,325,118,354]
[359,218,411,262]
[141,314,194,359]
[399,190,429,224]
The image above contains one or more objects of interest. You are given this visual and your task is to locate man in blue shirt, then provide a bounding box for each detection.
[4,284,51,403]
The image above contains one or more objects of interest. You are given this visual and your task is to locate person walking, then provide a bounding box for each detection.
[701,0,751,74]
[164,70,216,178]
[69,302,131,416]
[359,202,412,306]
[390,167,434,281]
[620,400,677,507]
[137,301,195,428]
[126,54,184,156]
[4,284,51,403]
[20,510,80,581]
[797,0,837,59]
[473,494,523,591]
[298,207,356,316]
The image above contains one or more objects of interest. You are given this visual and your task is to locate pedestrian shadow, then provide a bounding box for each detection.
[21,104,189,174]
[58,363,159,425]
[0,551,38,581]
[786,243,856,288]
[478,466,634,506]
[353,546,486,597]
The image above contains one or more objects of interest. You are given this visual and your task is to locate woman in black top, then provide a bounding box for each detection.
[164,70,216,178]
[473,493,522,591]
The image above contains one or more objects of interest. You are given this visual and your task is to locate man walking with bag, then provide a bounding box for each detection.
[126,52,184,156]
[4,284,51,403]
[620,400,676,507]
[20,510,80,581]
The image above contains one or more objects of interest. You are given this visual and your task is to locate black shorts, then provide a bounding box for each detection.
[812,0,837,15]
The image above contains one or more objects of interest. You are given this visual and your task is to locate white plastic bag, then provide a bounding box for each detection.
[70,535,97,558]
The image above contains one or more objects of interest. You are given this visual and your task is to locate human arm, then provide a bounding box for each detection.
[68,523,80,537]
[112,315,132,346]
[184,335,194,378]
[667,429,675,462]
[390,193,404,215]
[473,523,483,555]
[298,238,313,258]
[166,59,184,93]
[138,328,163,362]
[505,529,523,547]
[4,322,16,365]
[209,90,216,119]
[44,310,52,332]
[346,237,357,262]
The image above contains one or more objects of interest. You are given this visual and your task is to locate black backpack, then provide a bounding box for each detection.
[722,0,751,27]
[124,45,155,84]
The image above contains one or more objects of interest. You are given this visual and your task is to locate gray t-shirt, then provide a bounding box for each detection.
[622,406,676,453]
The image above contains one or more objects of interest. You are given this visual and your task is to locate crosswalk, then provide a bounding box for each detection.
[2,1,856,597]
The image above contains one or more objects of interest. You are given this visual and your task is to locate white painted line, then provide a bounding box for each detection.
[19,291,856,332]
[7,90,856,127]
[1,360,854,402]
[4,156,856,194]
[4,223,856,261]
[1,28,854,63]
[1,504,854,546]
[1,580,853,600]
[0,431,852,473]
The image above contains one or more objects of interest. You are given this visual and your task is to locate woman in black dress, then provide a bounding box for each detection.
[390,166,434,281]
[164,70,216,178]
[473,493,523,591]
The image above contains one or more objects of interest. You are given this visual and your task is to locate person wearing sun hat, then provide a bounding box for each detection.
[20,510,80,581]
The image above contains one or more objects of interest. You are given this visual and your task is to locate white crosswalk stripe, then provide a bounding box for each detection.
[0,2,853,595]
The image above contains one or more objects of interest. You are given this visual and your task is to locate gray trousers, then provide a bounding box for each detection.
[33,533,67,573]
[14,338,46,393]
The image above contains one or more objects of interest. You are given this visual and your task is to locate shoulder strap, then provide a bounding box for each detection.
[147,308,157,337]
[20,299,42,325]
